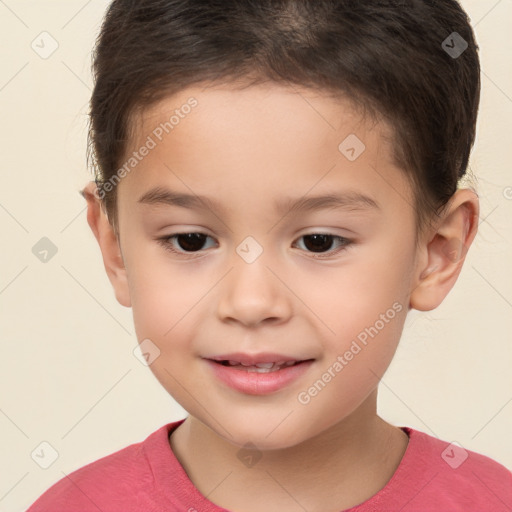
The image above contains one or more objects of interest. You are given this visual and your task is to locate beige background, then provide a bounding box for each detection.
[0,1,511,510]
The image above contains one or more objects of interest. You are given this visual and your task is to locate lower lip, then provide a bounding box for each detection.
[204,359,314,395]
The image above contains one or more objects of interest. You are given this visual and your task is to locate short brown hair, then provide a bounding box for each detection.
[87,0,481,239]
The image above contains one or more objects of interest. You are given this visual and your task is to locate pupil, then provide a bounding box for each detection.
[177,233,206,252]
[304,234,333,253]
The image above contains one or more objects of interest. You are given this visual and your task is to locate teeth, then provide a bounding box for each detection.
[254,362,275,369]
[221,360,300,371]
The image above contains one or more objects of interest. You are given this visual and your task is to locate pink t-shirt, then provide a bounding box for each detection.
[26,418,512,511]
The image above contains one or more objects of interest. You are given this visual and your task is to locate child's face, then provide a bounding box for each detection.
[114,82,422,449]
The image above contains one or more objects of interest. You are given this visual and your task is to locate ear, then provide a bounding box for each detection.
[81,181,131,308]
[410,188,479,311]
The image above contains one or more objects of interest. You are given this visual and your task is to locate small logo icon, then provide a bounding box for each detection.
[442,32,468,59]
[133,338,161,366]
[441,441,468,469]
[32,237,58,263]
[31,441,59,469]
[237,442,262,468]
[338,134,366,161]
[236,236,263,264]
[31,31,59,60]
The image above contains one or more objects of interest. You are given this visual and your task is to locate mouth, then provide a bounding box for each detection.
[211,359,311,373]
[204,355,316,395]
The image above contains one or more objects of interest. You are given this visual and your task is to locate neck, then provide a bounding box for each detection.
[169,393,409,512]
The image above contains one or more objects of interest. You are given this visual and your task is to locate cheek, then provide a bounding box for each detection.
[127,260,209,400]
[305,238,413,386]
[126,249,206,346]
[295,304,408,437]
[305,244,411,337]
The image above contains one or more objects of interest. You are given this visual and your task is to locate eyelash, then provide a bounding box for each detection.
[156,232,353,260]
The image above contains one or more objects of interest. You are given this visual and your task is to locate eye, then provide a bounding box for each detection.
[158,232,216,256]
[157,232,353,259]
[293,233,352,259]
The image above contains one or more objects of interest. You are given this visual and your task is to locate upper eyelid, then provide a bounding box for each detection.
[162,231,351,241]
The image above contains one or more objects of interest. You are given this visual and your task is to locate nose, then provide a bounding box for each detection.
[216,252,293,328]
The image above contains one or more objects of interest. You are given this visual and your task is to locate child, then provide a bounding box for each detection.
[27,0,512,510]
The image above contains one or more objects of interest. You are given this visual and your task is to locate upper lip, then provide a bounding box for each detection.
[206,352,311,365]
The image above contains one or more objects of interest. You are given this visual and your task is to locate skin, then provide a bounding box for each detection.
[83,81,479,511]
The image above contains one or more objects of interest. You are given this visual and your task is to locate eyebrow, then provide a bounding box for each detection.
[137,186,380,215]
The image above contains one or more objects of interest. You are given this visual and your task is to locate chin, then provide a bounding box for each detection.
[210,416,308,451]
[231,432,302,451]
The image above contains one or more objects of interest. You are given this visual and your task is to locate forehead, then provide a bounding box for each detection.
[119,82,412,215]
[133,81,389,149]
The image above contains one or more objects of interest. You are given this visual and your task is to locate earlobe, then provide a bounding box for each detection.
[81,181,132,308]
[410,188,479,312]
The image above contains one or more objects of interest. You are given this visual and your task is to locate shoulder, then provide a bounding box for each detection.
[25,422,178,512]
[408,427,512,478]
[394,427,512,510]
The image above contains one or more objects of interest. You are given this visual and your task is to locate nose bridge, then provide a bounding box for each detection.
[216,238,292,326]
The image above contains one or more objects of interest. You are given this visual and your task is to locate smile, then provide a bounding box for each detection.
[204,357,315,395]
